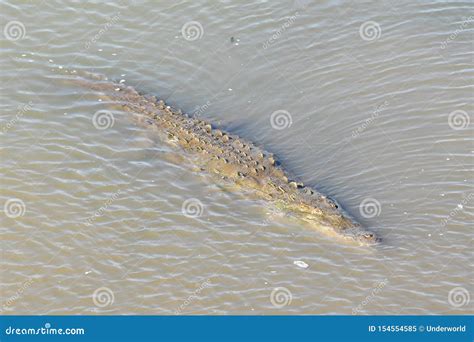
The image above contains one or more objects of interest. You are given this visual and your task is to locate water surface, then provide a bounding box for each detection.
[1,1,473,314]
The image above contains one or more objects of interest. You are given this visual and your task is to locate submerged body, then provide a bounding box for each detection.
[70,72,379,246]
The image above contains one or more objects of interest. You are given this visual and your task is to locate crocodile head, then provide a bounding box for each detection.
[284,196,380,246]
[342,227,380,246]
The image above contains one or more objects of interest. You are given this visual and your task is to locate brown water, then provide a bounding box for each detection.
[1,1,473,315]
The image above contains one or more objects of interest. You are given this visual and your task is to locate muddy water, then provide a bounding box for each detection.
[1,1,472,314]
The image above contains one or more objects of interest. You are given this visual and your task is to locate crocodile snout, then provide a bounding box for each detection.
[355,231,380,245]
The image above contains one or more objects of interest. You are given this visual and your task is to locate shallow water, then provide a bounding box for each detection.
[1,1,473,314]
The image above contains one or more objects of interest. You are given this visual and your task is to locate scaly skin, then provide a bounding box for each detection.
[69,72,379,246]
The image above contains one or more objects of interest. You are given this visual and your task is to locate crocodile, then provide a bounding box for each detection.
[68,72,379,246]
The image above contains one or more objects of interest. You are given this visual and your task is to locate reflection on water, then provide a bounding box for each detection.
[0,1,472,314]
